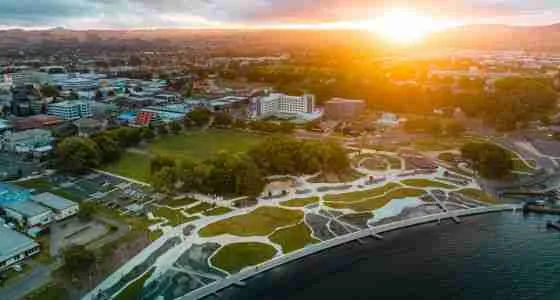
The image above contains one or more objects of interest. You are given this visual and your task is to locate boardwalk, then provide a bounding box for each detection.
[180,204,521,300]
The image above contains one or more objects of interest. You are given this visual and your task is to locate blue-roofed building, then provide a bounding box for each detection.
[0,183,32,205]
[2,201,54,228]
[117,111,137,125]
[0,226,40,271]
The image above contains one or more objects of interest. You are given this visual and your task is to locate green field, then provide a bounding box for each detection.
[401,179,456,189]
[114,269,154,300]
[103,152,152,182]
[269,222,319,253]
[512,158,536,173]
[203,207,234,216]
[164,197,199,208]
[280,197,320,207]
[457,188,498,204]
[211,242,277,274]
[186,202,214,215]
[153,207,192,226]
[324,183,401,203]
[326,188,427,212]
[102,130,265,181]
[199,207,303,237]
[16,178,86,202]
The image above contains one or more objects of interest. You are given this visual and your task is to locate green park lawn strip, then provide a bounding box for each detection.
[324,182,401,203]
[186,202,215,214]
[361,158,388,171]
[199,207,303,237]
[102,152,152,182]
[280,197,320,207]
[457,188,498,204]
[165,197,199,208]
[203,207,234,216]
[102,129,265,182]
[326,188,427,212]
[269,222,320,253]
[153,207,192,227]
[401,179,456,189]
[24,283,69,300]
[114,269,154,300]
[211,242,277,274]
[512,158,536,173]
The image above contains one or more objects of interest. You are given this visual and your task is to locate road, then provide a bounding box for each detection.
[0,262,61,300]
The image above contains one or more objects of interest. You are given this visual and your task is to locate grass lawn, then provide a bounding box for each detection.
[153,207,191,227]
[401,179,456,189]
[512,158,536,173]
[308,169,364,184]
[211,242,277,274]
[457,188,498,204]
[280,197,319,207]
[203,207,234,216]
[102,152,152,183]
[102,130,265,182]
[326,188,427,212]
[148,129,264,161]
[324,183,401,203]
[361,158,388,171]
[186,202,214,215]
[24,283,69,300]
[164,197,199,208]
[199,207,303,237]
[114,269,154,300]
[269,222,319,253]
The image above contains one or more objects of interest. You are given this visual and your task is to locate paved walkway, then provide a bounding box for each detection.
[0,262,62,300]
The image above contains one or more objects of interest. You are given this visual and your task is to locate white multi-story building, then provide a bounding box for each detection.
[255,93,315,118]
[47,100,93,120]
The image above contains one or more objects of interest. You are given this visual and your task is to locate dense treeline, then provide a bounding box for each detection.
[461,142,513,179]
[149,136,349,196]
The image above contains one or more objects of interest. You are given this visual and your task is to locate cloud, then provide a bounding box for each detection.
[0,0,559,29]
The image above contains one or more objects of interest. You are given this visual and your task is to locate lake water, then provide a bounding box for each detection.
[210,212,560,300]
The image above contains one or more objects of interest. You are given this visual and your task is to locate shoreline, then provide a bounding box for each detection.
[180,204,521,300]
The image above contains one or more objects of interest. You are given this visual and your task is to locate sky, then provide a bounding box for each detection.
[1,0,560,30]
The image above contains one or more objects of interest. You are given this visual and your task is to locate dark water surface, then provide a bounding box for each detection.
[212,212,560,300]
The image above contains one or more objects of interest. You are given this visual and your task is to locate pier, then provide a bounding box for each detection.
[180,204,521,300]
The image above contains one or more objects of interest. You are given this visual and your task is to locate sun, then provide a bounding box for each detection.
[370,9,438,44]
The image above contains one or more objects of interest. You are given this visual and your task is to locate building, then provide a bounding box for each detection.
[136,104,191,126]
[0,226,40,271]
[324,98,366,120]
[47,100,93,120]
[74,118,103,137]
[377,113,402,127]
[31,193,79,221]
[10,115,63,131]
[2,200,54,227]
[0,129,53,153]
[0,183,32,206]
[254,93,315,118]
[59,77,97,91]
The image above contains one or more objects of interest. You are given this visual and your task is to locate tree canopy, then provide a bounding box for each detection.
[461,142,513,179]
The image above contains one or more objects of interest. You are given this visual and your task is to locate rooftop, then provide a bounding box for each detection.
[0,226,39,263]
[31,192,77,211]
[3,200,52,217]
[0,183,32,205]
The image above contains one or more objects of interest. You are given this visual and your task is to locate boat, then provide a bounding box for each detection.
[546,221,560,231]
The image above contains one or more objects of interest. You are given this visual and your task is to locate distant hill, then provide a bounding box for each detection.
[427,23,560,52]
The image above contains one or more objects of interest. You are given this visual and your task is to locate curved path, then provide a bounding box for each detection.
[180,204,521,300]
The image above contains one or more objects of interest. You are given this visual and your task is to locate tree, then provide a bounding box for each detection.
[40,85,59,98]
[152,166,178,193]
[78,202,97,222]
[169,122,182,134]
[157,125,168,135]
[214,112,233,127]
[445,120,466,136]
[62,245,96,278]
[186,108,212,127]
[461,142,513,179]
[92,134,122,164]
[141,127,155,141]
[57,137,101,173]
[150,155,175,175]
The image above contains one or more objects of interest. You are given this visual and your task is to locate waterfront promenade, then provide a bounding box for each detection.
[180,204,521,300]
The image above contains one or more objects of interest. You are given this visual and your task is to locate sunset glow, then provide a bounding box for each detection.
[369,9,448,43]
